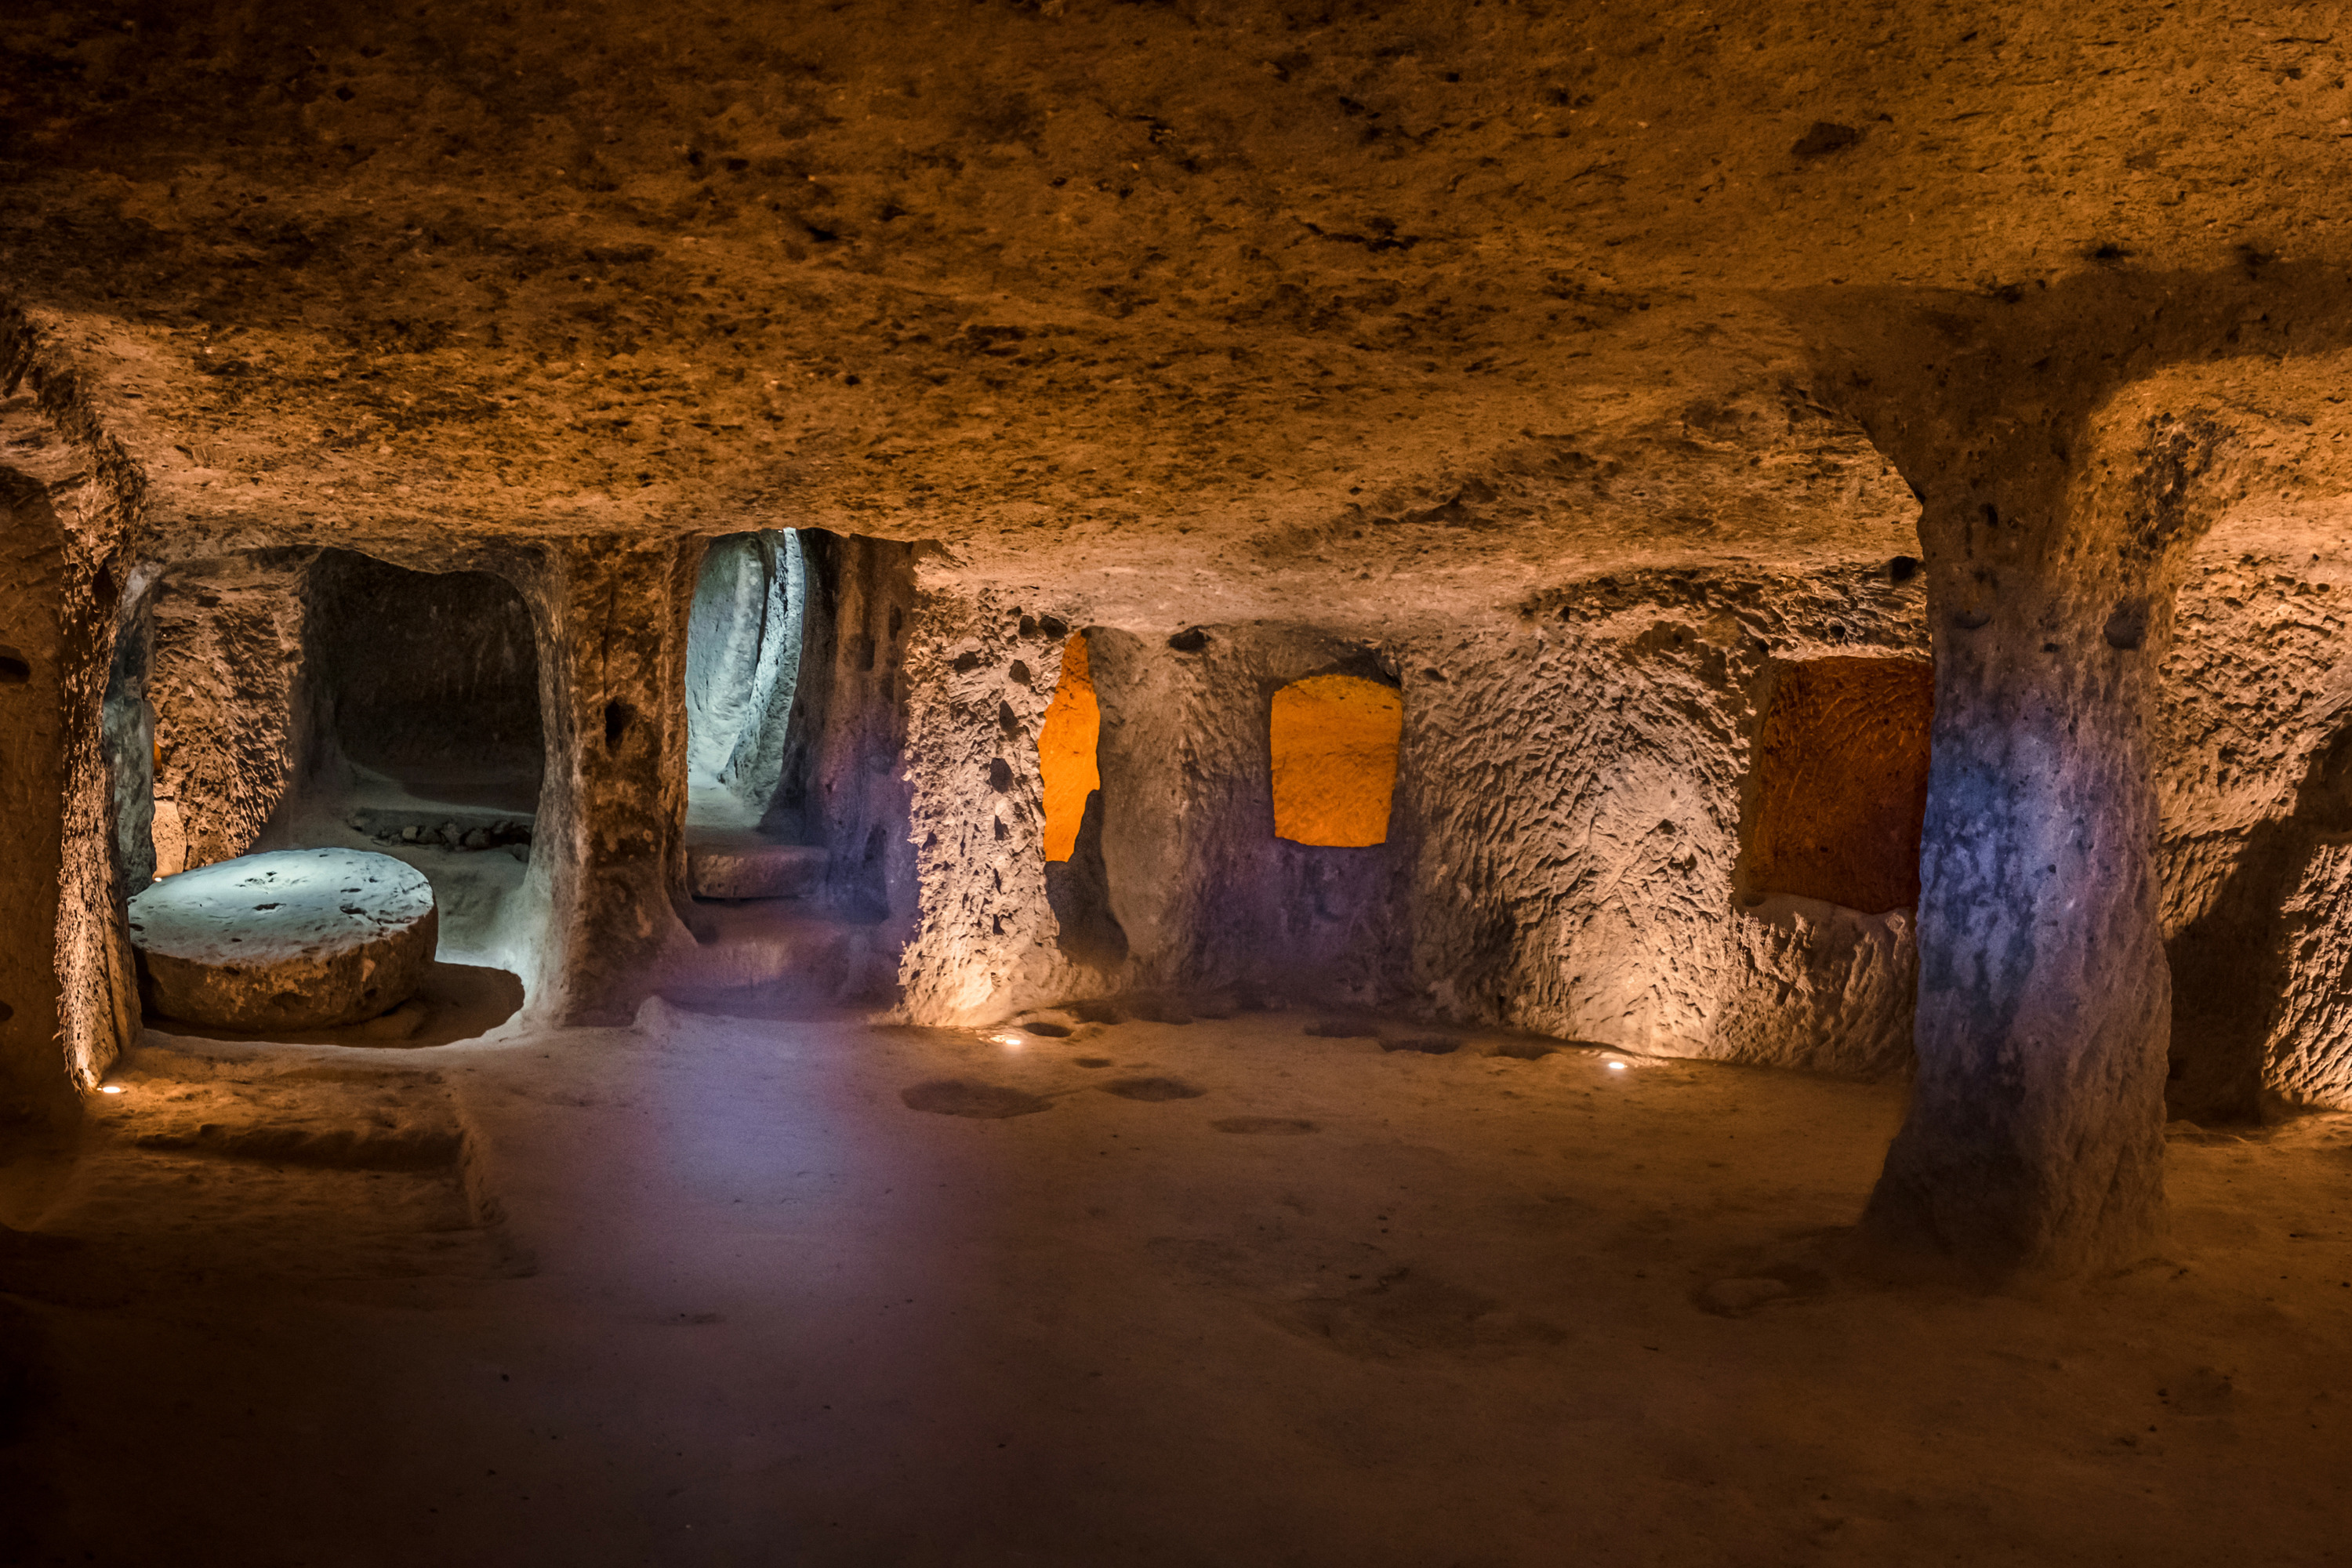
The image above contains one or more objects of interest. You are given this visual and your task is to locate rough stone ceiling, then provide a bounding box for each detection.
[6,1,2350,623]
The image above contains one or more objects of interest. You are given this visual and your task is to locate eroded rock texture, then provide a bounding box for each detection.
[1405,565,1927,1067]
[1711,898,1918,1082]
[1794,295,2352,1275]
[898,582,1076,1022]
[2259,841,2352,1108]
[146,553,309,874]
[2159,536,2352,1116]
[2,327,142,1107]
[1094,625,1414,1008]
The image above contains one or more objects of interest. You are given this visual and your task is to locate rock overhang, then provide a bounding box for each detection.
[9,2,2347,596]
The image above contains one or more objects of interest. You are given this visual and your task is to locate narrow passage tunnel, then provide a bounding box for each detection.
[682,528,810,896]
[661,527,916,1013]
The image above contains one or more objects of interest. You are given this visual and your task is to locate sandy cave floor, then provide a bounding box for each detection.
[4,1007,2351,1566]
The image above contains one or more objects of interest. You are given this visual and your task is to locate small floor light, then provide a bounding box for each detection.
[99,1084,126,1094]
[1607,1062,1628,1072]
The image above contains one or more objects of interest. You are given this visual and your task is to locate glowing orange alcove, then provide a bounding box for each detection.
[1270,674,1402,848]
[1037,633,1101,862]
[1743,656,1934,914]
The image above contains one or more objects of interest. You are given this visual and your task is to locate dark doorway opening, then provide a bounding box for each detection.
[307,550,543,818]
[103,548,539,1043]
[683,530,816,899]
[668,529,916,1012]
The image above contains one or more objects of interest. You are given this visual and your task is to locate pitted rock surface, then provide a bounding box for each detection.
[127,849,438,1032]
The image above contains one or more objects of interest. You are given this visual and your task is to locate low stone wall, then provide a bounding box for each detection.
[1709,897,1918,1080]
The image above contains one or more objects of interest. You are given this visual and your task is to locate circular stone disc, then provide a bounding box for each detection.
[127,848,439,1032]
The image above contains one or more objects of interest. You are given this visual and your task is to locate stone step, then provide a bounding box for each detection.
[666,904,889,996]
[685,834,828,901]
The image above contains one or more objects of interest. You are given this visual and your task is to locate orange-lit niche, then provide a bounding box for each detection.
[1742,656,1933,913]
[1037,633,1101,862]
[1270,674,1402,848]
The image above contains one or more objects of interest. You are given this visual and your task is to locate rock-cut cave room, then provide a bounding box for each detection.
[5,3,2352,1563]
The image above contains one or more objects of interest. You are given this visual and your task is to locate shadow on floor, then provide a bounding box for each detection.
[145,962,524,1050]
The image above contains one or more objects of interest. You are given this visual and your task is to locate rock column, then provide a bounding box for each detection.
[1864,415,2223,1276]
[0,461,135,1112]
[0,470,86,1114]
[530,535,695,1024]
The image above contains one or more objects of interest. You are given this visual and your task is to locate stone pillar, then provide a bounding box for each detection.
[529,535,695,1024]
[786,530,918,927]
[0,463,134,1113]
[1863,414,2223,1277]
[0,470,85,1116]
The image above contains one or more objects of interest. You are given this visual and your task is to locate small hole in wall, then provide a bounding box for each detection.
[0,999,13,1022]
[0,647,29,684]
[604,699,635,750]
